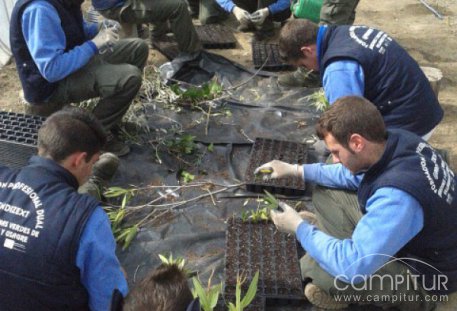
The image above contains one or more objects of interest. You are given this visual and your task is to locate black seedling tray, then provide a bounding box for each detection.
[245,138,308,196]
[0,111,44,169]
[151,35,180,60]
[224,218,305,310]
[195,24,237,49]
[251,41,294,71]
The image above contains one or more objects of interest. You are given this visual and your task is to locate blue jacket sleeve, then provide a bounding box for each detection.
[76,207,128,311]
[21,1,97,83]
[303,163,362,190]
[267,0,290,15]
[83,21,99,39]
[296,187,424,283]
[215,0,235,13]
[216,0,289,14]
[323,60,365,104]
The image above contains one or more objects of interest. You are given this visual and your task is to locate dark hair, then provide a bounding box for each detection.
[279,19,319,63]
[123,264,193,311]
[316,96,386,149]
[37,107,106,162]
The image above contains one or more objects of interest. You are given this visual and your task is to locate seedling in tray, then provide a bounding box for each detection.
[241,191,279,223]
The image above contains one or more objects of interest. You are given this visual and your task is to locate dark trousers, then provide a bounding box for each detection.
[25,38,148,131]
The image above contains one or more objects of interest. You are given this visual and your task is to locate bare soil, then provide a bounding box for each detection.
[1,0,456,168]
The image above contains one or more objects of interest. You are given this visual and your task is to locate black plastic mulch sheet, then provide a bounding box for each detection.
[112,51,347,310]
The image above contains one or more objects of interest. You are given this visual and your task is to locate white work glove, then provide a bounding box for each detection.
[232,6,251,25]
[250,7,269,25]
[270,202,303,234]
[92,24,120,52]
[254,160,303,179]
[98,19,121,31]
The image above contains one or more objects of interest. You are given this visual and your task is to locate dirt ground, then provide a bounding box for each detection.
[1,0,456,168]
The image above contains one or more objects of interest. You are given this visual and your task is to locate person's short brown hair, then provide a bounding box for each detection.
[123,264,193,311]
[38,107,106,162]
[316,96,386,149]
[279,19,319,63]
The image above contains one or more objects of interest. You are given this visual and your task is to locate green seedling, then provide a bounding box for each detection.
[227,271,259,311]
[115,225,138,251]
[158,253,195,277]
[165,134,197,155]
[180,170,195,183]
[171,79,223,107]
[158,253,186,270]
[309,89,330,112]
[192,270,222,311]
[262,190,279,210]
[241,191,279,223]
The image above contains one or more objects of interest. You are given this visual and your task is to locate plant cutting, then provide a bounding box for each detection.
[103,186,138,250]
[227,270,259,311]
[191,270,222,311]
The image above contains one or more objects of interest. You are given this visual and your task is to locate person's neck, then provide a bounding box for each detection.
[366,141,387,166]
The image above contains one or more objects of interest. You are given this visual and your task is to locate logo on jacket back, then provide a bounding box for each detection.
[416,142,455,204]
[349,26,393,54]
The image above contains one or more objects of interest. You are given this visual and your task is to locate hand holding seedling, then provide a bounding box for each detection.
[270,202,303,234]
[254,160,303,180]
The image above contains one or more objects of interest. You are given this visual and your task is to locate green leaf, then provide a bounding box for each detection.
[112,209,125,227]
[236,274,242,310]
[241,271,259,307]
[121,225,138,250]
[263,190,279,210]
[104,186,128,198]
[208,284,222,308]
[207,143,214,152]
[192,277,210,309]
[181,171,195,183]
[158,254,169,264]
[227,302,236,311]
[115,228,131,242]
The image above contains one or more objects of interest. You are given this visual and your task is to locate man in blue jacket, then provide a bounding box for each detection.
[256,96,457,310]
[279,0,360,87]
[0,108,128,310]
[197,0,290,39]
[278,19,443,139]
[10,0,149,156]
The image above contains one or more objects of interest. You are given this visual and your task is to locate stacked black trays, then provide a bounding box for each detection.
[0,112,45,169]
[251,42,294,71]
[196,24,237,49]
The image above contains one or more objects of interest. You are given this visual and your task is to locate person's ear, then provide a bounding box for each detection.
[73,152,88,168]
[300,46,312,58]
[348,134,364,153]
[300,45,316,58]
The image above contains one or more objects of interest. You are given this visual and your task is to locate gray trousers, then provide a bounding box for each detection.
[26,38,148,131]
[99,0,201,53]
[301,184,449,310]
[320,0,360,25]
